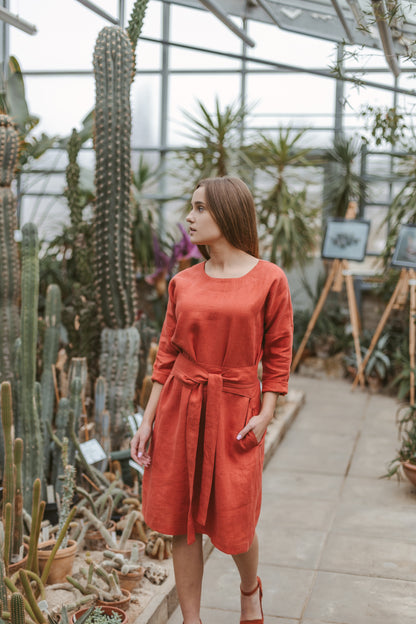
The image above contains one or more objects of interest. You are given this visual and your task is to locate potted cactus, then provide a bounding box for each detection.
[67,558,131,610]
[71,605,127,624]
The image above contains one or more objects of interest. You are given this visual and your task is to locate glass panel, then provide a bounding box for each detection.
[135,41,161,70]
[131,75,161,147]
[170,4,243,68]
[167,73,241,145]
[23,76,95,136]
[247,19,336,68]
[10,0,117,71]
[20,194,70,241]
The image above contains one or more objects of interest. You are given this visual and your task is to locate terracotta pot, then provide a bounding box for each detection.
[85,521,116,551]
[108,539,145,560]
[115,566,144,592]
[8,542,29,575]
[402,461,416,486]
[70,605,127,624]
[96,587,131,610]
[37,539,77,584]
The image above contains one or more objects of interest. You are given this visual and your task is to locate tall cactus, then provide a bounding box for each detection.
[0,114,20,383]
[20,222,43,510]
[93,26,137,330]
[41,283,61,462]
[93,24,144,449]
[0,114,20,475]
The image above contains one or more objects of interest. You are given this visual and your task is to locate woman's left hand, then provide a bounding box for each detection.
[236,414,269,444]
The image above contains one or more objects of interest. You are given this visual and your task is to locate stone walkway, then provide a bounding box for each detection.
[168,374,416,624]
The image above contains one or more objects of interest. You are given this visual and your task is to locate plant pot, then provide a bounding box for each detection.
[8,542,29,575]
[108,539,145,560]
[115,566,144,592]
[37,539,77,584]
[402,461,416,486]
[70,605,128,624]
[85,521,116,551]
[96,587,131,610]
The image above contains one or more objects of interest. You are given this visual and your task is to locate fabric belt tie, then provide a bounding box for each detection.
[171,352,260,544]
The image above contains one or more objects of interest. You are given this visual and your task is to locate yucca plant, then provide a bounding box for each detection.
[323,135,366,218]
[249,128,319,269]
[177,98,252,195]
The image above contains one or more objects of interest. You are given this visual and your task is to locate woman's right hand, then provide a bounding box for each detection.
[130,422,153,467]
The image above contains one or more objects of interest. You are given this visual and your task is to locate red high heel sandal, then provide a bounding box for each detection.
[240,576,264,624]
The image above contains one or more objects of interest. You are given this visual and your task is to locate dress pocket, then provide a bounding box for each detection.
[237,406,264,452]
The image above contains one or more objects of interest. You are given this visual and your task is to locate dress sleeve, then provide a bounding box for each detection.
[261,270,293,395]
[151,278,180,384]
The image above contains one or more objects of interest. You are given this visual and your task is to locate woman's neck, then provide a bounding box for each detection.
[205,244,257,278]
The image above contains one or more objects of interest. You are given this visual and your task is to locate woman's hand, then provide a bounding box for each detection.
[130,422,153,467]
[236,413,269,444]
[236,391,279,443]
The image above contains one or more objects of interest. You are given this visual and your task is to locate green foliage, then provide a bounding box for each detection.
[380,156,416,267]
[177,98,251,195]
[323,135,366,218]
[249,128,319,269]
[384,403,416,478]
[361,105,408,148]
[131,155,159,275]
[78,607,122,624]
[0,56,56,171]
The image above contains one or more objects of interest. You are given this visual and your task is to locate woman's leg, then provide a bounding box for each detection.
[172,533,203,624]
[232,533,262,621]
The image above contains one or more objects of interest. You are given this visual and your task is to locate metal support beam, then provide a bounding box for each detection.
[197,0,256,48]
[73,0,119,25]
[371,0,401,77]
[254,0,280,28]
[330,0,355,43]
[0,6,36,35]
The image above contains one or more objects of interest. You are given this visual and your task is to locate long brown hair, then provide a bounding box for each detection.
[195,177,259,259]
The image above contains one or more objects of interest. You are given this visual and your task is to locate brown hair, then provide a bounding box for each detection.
[195,177,259,259]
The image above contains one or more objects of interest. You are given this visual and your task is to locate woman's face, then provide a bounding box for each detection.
[186,186,224,247]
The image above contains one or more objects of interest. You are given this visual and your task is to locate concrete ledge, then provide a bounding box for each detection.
[134,388,305,624]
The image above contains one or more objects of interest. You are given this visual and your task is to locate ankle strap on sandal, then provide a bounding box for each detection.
[240,576,262,597]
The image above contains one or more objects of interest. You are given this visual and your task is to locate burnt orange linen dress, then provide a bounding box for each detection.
[142,259,293,555]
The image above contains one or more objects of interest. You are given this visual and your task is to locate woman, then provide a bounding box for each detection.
[131,176,293,624]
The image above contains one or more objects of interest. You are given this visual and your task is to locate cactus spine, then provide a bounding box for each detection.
[40,283,61,463]
[20,222,44,511]
[126,0,149,77]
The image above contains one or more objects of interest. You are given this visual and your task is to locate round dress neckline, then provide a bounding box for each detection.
[202,259,261,280]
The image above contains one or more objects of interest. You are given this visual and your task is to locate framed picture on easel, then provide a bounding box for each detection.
[391,224,416,269]
[321,218,370,262]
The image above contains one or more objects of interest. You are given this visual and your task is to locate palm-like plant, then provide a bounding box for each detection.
[177,98,252,194]
[250,128,319,269]
[324,135,366,218]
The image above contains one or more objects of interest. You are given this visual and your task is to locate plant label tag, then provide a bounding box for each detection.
[38,600,49,613]
[80,438,107,465]
[129,459,144,476]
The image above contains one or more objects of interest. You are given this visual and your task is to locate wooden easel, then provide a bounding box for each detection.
[291,257,365,387]
[352,268,416,403]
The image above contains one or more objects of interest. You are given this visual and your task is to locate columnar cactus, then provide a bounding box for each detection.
[99,327,140,447]
[0,115,20,384]
[20,222,44,510]
[0,114,20,473]
[10,593,25,624]
[93,26,137,330]
[41,283,61,460]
